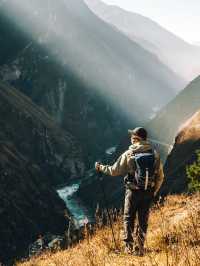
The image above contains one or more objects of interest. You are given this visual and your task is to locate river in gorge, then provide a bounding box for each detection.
[57,146,117,227]
[57,182,94,227]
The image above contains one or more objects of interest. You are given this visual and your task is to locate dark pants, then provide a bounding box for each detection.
[123,188,153,249]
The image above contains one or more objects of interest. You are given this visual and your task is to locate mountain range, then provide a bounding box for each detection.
[0,0,184,166]
[85,0,200,82]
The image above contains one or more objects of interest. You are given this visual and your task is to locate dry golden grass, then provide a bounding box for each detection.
[17,193,200,266]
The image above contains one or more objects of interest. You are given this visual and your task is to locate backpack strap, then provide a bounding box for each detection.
[128,149,157,190]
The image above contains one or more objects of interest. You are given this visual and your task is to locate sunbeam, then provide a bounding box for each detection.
[0,0,183,123]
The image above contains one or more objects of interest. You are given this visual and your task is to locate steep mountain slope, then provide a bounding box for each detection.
[85,0,200,82]
[0,81,85,185]
[0,143,67,265]
[147,76,200,146]
[0,0,184,163]
[0,83,83,264]
[163,110,200,194]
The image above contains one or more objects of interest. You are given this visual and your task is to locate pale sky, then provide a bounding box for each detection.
[102,0,200,44]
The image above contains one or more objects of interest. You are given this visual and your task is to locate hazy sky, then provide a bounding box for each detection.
[102,0,200,44]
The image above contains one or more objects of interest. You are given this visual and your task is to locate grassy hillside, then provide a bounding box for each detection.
[17,193,200,266]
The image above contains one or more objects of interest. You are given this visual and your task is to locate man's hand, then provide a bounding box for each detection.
[95,162,102,172]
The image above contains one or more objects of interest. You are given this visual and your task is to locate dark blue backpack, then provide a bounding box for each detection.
[133,150,156,190]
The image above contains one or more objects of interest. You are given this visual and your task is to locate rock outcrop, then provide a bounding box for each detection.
[163,110,200,194]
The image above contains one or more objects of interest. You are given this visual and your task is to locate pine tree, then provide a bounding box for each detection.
[186,149,200,192]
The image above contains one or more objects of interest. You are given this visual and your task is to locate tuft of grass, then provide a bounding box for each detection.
[17,193,200,266]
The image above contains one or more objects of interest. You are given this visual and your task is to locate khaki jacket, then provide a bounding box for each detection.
[100,140,164,195]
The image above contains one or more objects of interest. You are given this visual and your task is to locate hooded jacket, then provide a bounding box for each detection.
[100,140,164,195]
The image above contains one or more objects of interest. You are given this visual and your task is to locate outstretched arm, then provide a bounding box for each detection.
[95,152,129,177]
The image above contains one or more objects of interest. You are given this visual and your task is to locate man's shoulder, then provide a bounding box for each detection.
[124,148,138,162]
[121,149,133,158]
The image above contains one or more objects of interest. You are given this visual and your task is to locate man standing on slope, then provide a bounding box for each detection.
[95,127,164,255]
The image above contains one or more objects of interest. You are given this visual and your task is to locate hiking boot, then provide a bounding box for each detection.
[124,242,133,254]
[133,245,144,257]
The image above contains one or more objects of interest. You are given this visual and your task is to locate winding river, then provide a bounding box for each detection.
[57,183,94,227]
[57,146,117,226]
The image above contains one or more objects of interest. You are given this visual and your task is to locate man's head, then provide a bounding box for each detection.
[128,127,148,144]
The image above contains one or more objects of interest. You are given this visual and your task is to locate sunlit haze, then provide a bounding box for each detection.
[102,0,200,44]
[1,0,182,123]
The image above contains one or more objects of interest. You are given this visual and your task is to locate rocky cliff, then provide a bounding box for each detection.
[163,110,200,194]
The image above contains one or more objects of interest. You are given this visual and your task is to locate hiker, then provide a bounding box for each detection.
[95,127,164,255]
